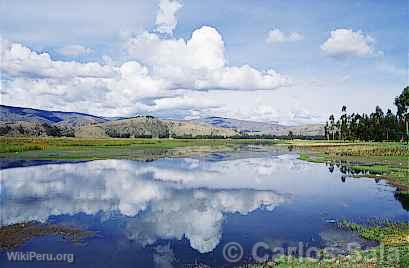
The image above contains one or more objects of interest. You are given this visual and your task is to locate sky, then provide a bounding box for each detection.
[0,0,407,125]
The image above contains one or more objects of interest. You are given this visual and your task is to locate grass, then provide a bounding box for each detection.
[0,137,280,160]
[337,220,409,246]
[0,139,49,153]
[244,222,409,267]
[297,152,328,163]
[288,140,409,195]
[0,221,95,250]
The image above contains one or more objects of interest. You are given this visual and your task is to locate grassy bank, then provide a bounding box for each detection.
[0,137,279,160]
[246,222,409,267]
[0,222,95,250]
[288,140,409,195]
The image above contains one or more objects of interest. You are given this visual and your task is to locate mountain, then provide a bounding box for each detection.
[0,105,323,138]
[0,105,237,138]
[75,117,237,138]
[285,124,325,137]
[0,105,108,127]
[189,117,285,134]
[189,117,324,136]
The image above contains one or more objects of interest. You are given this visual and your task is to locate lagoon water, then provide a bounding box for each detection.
[0,148,407,267]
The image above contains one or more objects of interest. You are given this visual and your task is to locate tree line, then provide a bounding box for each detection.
[324,86,409,142]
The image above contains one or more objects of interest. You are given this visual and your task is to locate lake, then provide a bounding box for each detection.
[0,147,407,267]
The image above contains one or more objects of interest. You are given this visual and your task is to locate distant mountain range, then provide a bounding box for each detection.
[0,105,109,126]
[190,116,324,136]
[0,105,324,138]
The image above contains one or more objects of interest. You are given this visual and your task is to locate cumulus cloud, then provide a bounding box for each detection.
[205,95,324,126]
[194,65,290,91]
[127,26,291,90]
[56,45,93,56]
[321,29,377,58]
[1,41,115,79]
[155,0,183,34]
[266,29,304,44]
[127,27,225,75]
[1,25,290,117]
[0,41,175,116]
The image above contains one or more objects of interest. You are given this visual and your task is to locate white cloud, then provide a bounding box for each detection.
[0,41,173,116]
[155,0,183,34]
[321,29,377,58]
[56,45,93,56]
[127,26,290,91]
[210,105,321,126]
[194,65,290,91]
[266,29,304,44]
[149,95,219,111]
[1,41,115,78]
[1,26,290,118]
[187,88,327,125]
[127,27,225,73]
[0,39,327,124]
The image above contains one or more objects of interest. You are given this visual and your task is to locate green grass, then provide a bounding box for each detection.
[0,137,281,160]
[0,144,45,153]
[247,246,409,267]
[0,138,50,153]
[245,222,409,268]
[338,221,409,246]
[297,152,328,163]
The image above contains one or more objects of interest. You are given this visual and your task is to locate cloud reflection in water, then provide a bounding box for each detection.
[0,157,291,252]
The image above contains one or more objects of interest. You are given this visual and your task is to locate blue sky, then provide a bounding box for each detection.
[1,0,407,125]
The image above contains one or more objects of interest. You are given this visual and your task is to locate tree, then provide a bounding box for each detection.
[395,86,409,142]
[288,130,294,140]
[384,109,398,141]
[371,106,384,141]
[325,90,406,142]
[324,122,329,140]
[340,105,348,140]
[329,114,335,140]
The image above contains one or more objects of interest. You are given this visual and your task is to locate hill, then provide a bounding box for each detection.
[189,117,324,136]
[0,105,108,127]
[75,117,236,138]
[0,105,237,138]
[0,105,323,138]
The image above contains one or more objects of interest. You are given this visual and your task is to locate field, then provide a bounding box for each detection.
[0,137,277,160]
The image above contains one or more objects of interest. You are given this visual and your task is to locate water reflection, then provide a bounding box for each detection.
[0,158,286,253]
[395,192,409,211]
[0,152,407,261]
[327,161,409,210]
